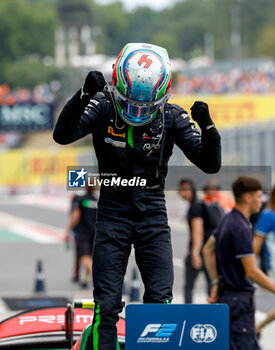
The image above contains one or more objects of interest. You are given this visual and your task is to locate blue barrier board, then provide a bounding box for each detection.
[126,304,229,349]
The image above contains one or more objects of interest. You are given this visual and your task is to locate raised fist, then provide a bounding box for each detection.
[82,71,106,97]
[190,101,213,129]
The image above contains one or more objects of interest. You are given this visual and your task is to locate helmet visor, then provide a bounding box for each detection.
[112,86,168,120]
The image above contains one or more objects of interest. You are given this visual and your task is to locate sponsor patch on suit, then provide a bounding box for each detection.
[104,137,126,148]
[107,126,126,138]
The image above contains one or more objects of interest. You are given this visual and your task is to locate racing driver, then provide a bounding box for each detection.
[53,43,221,350]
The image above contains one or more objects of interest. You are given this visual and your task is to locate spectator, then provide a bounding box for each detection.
[254,185,275,275]
[66,186,97,288]
[203,176,275,350]
[0,83,56,105]
[66,193,80,283]
[253,186,275,340]
[203,178,235,213]
[250,194,269,274]
[176,65,275,95]
[178,179,215,303]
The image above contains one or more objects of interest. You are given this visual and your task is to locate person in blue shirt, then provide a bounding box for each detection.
[254,186,275,272]
[203,176,275,350]
[254,186,275,339]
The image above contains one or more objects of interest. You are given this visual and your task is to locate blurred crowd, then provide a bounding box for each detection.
[0,83,56,105]
[0,83,59,149]
[176,66,275,95]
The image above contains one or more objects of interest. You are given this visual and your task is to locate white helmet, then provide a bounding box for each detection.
[111,43,172,126]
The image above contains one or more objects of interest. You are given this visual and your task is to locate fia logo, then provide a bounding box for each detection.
[68,168,87,188]
[190,324,217,343]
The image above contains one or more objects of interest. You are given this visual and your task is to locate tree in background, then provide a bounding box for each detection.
[0,0,59,88]
[0,0,57,62]
[256,26,275,58]
[92,1,128,55]
[208,0,275,59]
[1,0,275,90]
[166,0,209,59]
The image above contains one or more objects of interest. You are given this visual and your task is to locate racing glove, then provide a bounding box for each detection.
[190,101,214,129]
[81,71,106,98]
[191,101,221,149]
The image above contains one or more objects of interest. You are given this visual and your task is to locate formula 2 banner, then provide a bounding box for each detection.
[0,103,55,131]
[126,304,229,349]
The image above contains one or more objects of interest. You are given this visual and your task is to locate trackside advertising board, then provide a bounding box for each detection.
[126,304,229,349]
[173,94,275,129]
[0,103,55,131]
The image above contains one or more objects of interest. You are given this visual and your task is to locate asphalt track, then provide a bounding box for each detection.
[0,192,274,349]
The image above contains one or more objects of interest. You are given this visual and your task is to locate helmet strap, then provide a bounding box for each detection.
[146,100,167,158]
[104,83,125,130]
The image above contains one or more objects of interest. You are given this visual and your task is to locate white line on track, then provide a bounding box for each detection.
[0,194,71,212]
[0,211,64,243]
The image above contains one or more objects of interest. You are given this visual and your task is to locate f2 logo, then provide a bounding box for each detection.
[140,323,177,337]
[138,54,153,69]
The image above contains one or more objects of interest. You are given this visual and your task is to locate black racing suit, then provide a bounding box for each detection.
[53,89,221,350]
